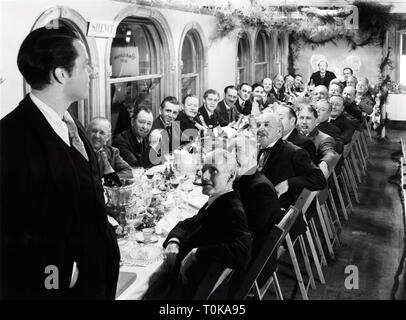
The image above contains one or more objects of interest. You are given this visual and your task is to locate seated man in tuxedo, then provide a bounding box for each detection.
[297,105,339,178]
[309,59,336,87]
[236,83,253,115]
[256,112,326,210]
[229,133,282,256]
[198,89,221,127]
[216,85,240,126]
[176,95,205,144]
[144,149,252,299]
[112,106,153,168]
[329,95,356,145]
[313,85,328,102]
[315,99,344,154]
[294,74,305,93]
[343,86,364,123]
[149,96,181,164]
[341,67,353,88]
[86,117,133,180]
[269,74,286,102]
[274,104,317,164]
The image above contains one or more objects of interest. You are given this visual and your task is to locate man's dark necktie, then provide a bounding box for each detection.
[257,147,272,171]
[166,125,173,151]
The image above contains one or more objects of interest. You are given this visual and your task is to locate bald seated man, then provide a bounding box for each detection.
[313,85,328,102]
[86,117,133,180]
[256,112,326,210]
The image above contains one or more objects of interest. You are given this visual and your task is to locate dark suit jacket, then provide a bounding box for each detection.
[286,128,317,165]
[330,114,356,145]
[269,86,286,102]
[112,128,150,168]
[198,105,220,127]
[309,70,336,87]
[233,171,282,256]
[306,128,339,170]
[345,101,363,122]
[235,98,252,116]
[260,139,326,209]
[151,116,181,155]
[356,94,374,115]
[176,111,201,145]
[215,100,239,126]
[97,145,133,179]
[111,102,131,135]
[0,95,120,299]
[317,121,344,154]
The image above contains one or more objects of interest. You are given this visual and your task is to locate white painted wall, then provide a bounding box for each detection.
[294,39,383,85]
[0,0,287,119]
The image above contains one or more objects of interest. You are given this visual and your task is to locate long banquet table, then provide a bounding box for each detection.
[115,185,208,300]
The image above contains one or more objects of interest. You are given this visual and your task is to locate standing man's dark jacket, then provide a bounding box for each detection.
[286,128,317,165]
[215,100,239,126]
[233,171,282,256]
[309,70,336,87]
[259,139,326,210]
[112,128,150,168]
[0,95,120,299]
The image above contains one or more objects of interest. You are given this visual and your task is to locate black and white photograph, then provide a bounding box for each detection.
[1,0,406,304]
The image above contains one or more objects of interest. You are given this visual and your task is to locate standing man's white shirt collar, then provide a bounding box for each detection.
[204,105,214,117]
[30,92,70,146]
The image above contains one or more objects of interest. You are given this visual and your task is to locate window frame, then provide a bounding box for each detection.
[254,30,270,82]
[236,32,251,85]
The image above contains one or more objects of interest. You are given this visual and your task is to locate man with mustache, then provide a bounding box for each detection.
[86,117,133,180]
[297,105,339,178]
[236,82,253,115]
[144,149,252,299]
[256,112,326,210]
[216,85,240,126]
[112,105,154,168]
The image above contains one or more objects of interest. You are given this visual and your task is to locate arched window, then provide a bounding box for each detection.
[236,33,250,85]
[109,18,163,133]
[179,29,205,102]
[277,35,285,75]
[255,31,270,82]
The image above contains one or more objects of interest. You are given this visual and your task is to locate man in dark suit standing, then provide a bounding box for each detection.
[198,89,221,128]
[145,149,252,299]
[256,113,326,210]
[274,104,317,164]
[309,60,336,87]
[112,106,154,168]
[0,27,120,299]
[216,85,240,126]
[229,134,282,256]
[329,95,356,145]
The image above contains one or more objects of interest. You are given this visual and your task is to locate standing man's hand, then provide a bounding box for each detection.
[275,180,289,198]
[164,242,179,268]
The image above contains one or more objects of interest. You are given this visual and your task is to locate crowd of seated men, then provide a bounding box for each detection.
[83,59,377,299]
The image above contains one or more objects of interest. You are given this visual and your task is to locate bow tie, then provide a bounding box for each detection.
[258,147,272,158]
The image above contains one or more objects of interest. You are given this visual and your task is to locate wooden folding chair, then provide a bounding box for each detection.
[193,262,234,300]
[226,209,291,300]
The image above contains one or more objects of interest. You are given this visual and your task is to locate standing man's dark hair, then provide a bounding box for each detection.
[17,26,80,90]
[1,26,120,299]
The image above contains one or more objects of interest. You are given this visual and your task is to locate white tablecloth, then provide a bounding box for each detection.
[386,94,406,121]
[115,186,207,300]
